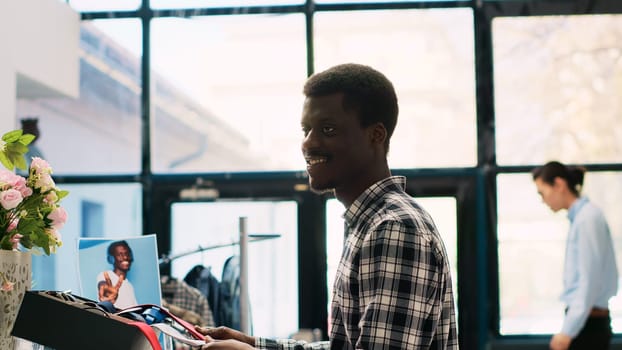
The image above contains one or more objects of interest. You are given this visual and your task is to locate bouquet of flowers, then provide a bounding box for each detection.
[0,129,68,255]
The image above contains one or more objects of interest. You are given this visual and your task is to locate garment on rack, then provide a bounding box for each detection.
[184,265,222,326]
[161,299,203,326]
[184,255,252,332]
[219,255,241,331]
[160,276,215,327]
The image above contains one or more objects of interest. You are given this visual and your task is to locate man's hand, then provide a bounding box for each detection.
[97,271,124,303]
[549,333,572,350]
[195,326,256,346]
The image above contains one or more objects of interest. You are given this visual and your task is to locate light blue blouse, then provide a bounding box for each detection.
[561,197,619,337]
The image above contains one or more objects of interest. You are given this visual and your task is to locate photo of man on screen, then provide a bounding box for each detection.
[97,240,138,309]
[77,235,161,309]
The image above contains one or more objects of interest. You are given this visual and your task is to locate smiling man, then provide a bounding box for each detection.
[198,63,458,349]
[97,240,138,309]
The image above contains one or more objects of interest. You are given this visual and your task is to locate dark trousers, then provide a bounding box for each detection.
[569,315,612,350]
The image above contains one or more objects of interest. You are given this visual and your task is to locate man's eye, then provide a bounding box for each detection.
[322,126,335,134]
[302,128,310,137]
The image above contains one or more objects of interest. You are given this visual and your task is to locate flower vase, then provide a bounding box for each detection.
[0,250,32,350]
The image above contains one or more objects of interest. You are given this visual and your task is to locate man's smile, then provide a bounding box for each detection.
[305,156,328,167]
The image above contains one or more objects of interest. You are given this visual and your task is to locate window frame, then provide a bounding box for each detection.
[47,1,622,350]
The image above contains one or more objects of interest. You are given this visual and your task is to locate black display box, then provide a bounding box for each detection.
[12,291,156,350]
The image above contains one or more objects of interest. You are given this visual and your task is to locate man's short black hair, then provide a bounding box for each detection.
[303,63,399,152]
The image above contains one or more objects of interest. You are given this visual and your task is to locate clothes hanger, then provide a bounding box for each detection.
[158,234,281,267]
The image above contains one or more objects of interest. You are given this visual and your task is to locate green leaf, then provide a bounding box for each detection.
[0,240,13,250]
[0,130,32,171]
[17,219,46,238]
[0,235,12,250]
[57,190,70,200]
[18,134,35,146]
[2,130,23,143]
[19,234,33,249]
[7,142,29,154]
[7,153,24,166]
[14,156,27,171]
[31,232,51,256]
[4,143,28,171]
[0,151,14,170]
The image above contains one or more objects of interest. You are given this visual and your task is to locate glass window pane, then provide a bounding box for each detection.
[170,201,298,337]
[326,196,458,319]
[151,0,302,9]
[68,0,140,12]
[314,9,476,168]
[497,172,622,334]
[31,183,143,293]
[493,15,622,165]
[151,15,306,173]
[16,20,142,175]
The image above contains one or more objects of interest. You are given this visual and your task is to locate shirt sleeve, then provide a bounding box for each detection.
[255,337,330,349]
[561,216,608,337]
[96,271,106,284]
[356,220,446,348]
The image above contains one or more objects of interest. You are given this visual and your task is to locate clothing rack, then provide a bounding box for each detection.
[160,217,280,334]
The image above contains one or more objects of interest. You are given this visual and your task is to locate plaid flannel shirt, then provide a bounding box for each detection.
[257,176,458,349]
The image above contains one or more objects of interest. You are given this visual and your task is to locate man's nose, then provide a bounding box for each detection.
[302,129,319,150]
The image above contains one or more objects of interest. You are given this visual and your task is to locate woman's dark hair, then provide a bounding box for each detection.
[303,63,398,153]
[531,161,586,197]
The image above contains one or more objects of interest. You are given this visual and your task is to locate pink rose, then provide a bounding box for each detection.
[0,170,27,192]
[44,191,58,204]
[35,173,56,192]
[12,175,32,197]
[0,169,16,190]
[48,207,67,229]
[20,186,33,198]
[30,157,52,174]
[12,174,26,188]
[0,189,23,209]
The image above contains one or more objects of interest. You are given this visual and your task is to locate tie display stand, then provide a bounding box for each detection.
[11,291,199,350]
[12,218,263,349]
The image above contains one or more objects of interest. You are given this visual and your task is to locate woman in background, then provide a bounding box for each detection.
[532,161,618,350]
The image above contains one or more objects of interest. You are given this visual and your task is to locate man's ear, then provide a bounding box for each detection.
[368,122,387,146]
